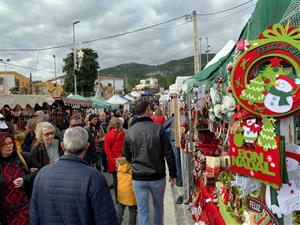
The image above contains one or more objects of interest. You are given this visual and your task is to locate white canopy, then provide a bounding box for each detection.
[106,95,128,105]
[204,40,236,69]
[169,76,192,95]
[130,91,141,98]
[124,95,135,101]
[0,95,55,109]
[159,94,169,102]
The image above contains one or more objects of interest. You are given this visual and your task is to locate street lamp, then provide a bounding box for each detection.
[73,20,80,95]
[0,59,10,94]
[52,55,57,86]
[205,37,210,65]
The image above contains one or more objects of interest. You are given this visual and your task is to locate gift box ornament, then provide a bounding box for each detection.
[220,156,230,168]
[206,156,220,169]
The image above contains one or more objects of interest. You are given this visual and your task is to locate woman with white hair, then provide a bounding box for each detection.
[31,122,63,167]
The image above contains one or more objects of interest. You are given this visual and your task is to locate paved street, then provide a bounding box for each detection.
[102,167,191,225]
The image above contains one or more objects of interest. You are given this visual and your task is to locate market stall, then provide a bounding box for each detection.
[177,0,299,224]
[106,94,130,111]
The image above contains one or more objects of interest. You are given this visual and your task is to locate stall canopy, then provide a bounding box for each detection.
[130,91,141,98]
[90,96,118,109]
[0,95,55,109]
[106,95,128,105]
[169,76,192,95]
[124,94,135,101]
[62,94,93,108]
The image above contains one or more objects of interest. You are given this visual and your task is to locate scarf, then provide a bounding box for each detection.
[268,87,291,106]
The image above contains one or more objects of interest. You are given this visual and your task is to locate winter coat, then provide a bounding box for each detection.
[116,158,136,206]
[104,128,125,172]
[151,115,165,125]
[0,151,40,225]
[30,155,118,225]
[123,116,177,181]
[31,140,63,167]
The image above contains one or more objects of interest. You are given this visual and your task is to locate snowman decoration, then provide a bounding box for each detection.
[264,74,300,113]
[242,115,261,149]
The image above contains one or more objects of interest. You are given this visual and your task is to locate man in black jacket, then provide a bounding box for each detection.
[123,100,176,225]
[30,126,118,225]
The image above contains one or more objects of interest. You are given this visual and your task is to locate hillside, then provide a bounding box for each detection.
[100,54,215,89]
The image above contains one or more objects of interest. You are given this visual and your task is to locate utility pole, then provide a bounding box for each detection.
[29,73,32,94]
[52,55,57,86]
[97,69,100,98]
[192,10,201,73]
[124,74,127,94]
[113,76,116,95]
[73,21,80,95]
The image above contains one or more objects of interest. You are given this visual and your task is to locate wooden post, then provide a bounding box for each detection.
[192,10,201,73]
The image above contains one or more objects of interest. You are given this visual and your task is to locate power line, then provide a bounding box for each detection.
[0,1,256,52]
[0,61,54,73]
[197,0,255,16]
[200,3,256,22]
[0,15,189,52]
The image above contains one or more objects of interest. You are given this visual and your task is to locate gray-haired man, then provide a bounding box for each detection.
[30,126,118,225]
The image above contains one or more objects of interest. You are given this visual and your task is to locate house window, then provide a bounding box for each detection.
[15,79,20,88]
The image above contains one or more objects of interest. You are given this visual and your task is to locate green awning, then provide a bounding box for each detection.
[89,96,118,109]
[68,94,88,101]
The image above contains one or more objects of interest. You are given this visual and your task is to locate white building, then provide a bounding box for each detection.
[49,74,66,86]
[135,77,158,91]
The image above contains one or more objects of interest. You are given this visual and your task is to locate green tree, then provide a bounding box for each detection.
[63,48,99,97]
[240,75,265,105]
[257,117,277,151]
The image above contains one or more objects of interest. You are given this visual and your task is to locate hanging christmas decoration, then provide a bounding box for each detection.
[257,117,277,151]
[240,75,265,105]
[229,115,282,188]
[231,23,300,118]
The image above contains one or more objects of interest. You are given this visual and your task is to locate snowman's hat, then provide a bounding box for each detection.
[275,74,298,89]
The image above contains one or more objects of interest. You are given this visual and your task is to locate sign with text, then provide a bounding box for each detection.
[230,134,281,188]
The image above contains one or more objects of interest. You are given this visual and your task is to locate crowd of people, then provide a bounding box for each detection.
[0,99,178,225]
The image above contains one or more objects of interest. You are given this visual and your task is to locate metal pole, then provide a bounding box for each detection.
[4,62,7,94]
[205,37,209,65]
[0,59,10,94]
[73,21,80,95]
[53,55,57,86]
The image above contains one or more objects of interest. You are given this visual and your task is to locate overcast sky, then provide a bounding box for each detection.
[0,0,257,81]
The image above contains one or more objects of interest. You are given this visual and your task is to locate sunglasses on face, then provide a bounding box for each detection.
[43,131,55,137]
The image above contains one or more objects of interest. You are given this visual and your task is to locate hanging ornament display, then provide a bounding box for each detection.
[230,23,300,118]
[257,117,277,151]
[233,122,244,147]
[240,74,265,105]
[246,197,279,225]
[229,115,282,188]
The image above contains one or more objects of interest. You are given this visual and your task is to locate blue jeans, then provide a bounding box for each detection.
[171,142,182,186]
[132,178,166,225]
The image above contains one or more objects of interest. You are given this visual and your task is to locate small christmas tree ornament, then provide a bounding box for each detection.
[257,117,277,151]
[240,75,265,105]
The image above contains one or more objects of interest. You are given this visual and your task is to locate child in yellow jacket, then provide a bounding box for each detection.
[116,157,137,225]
